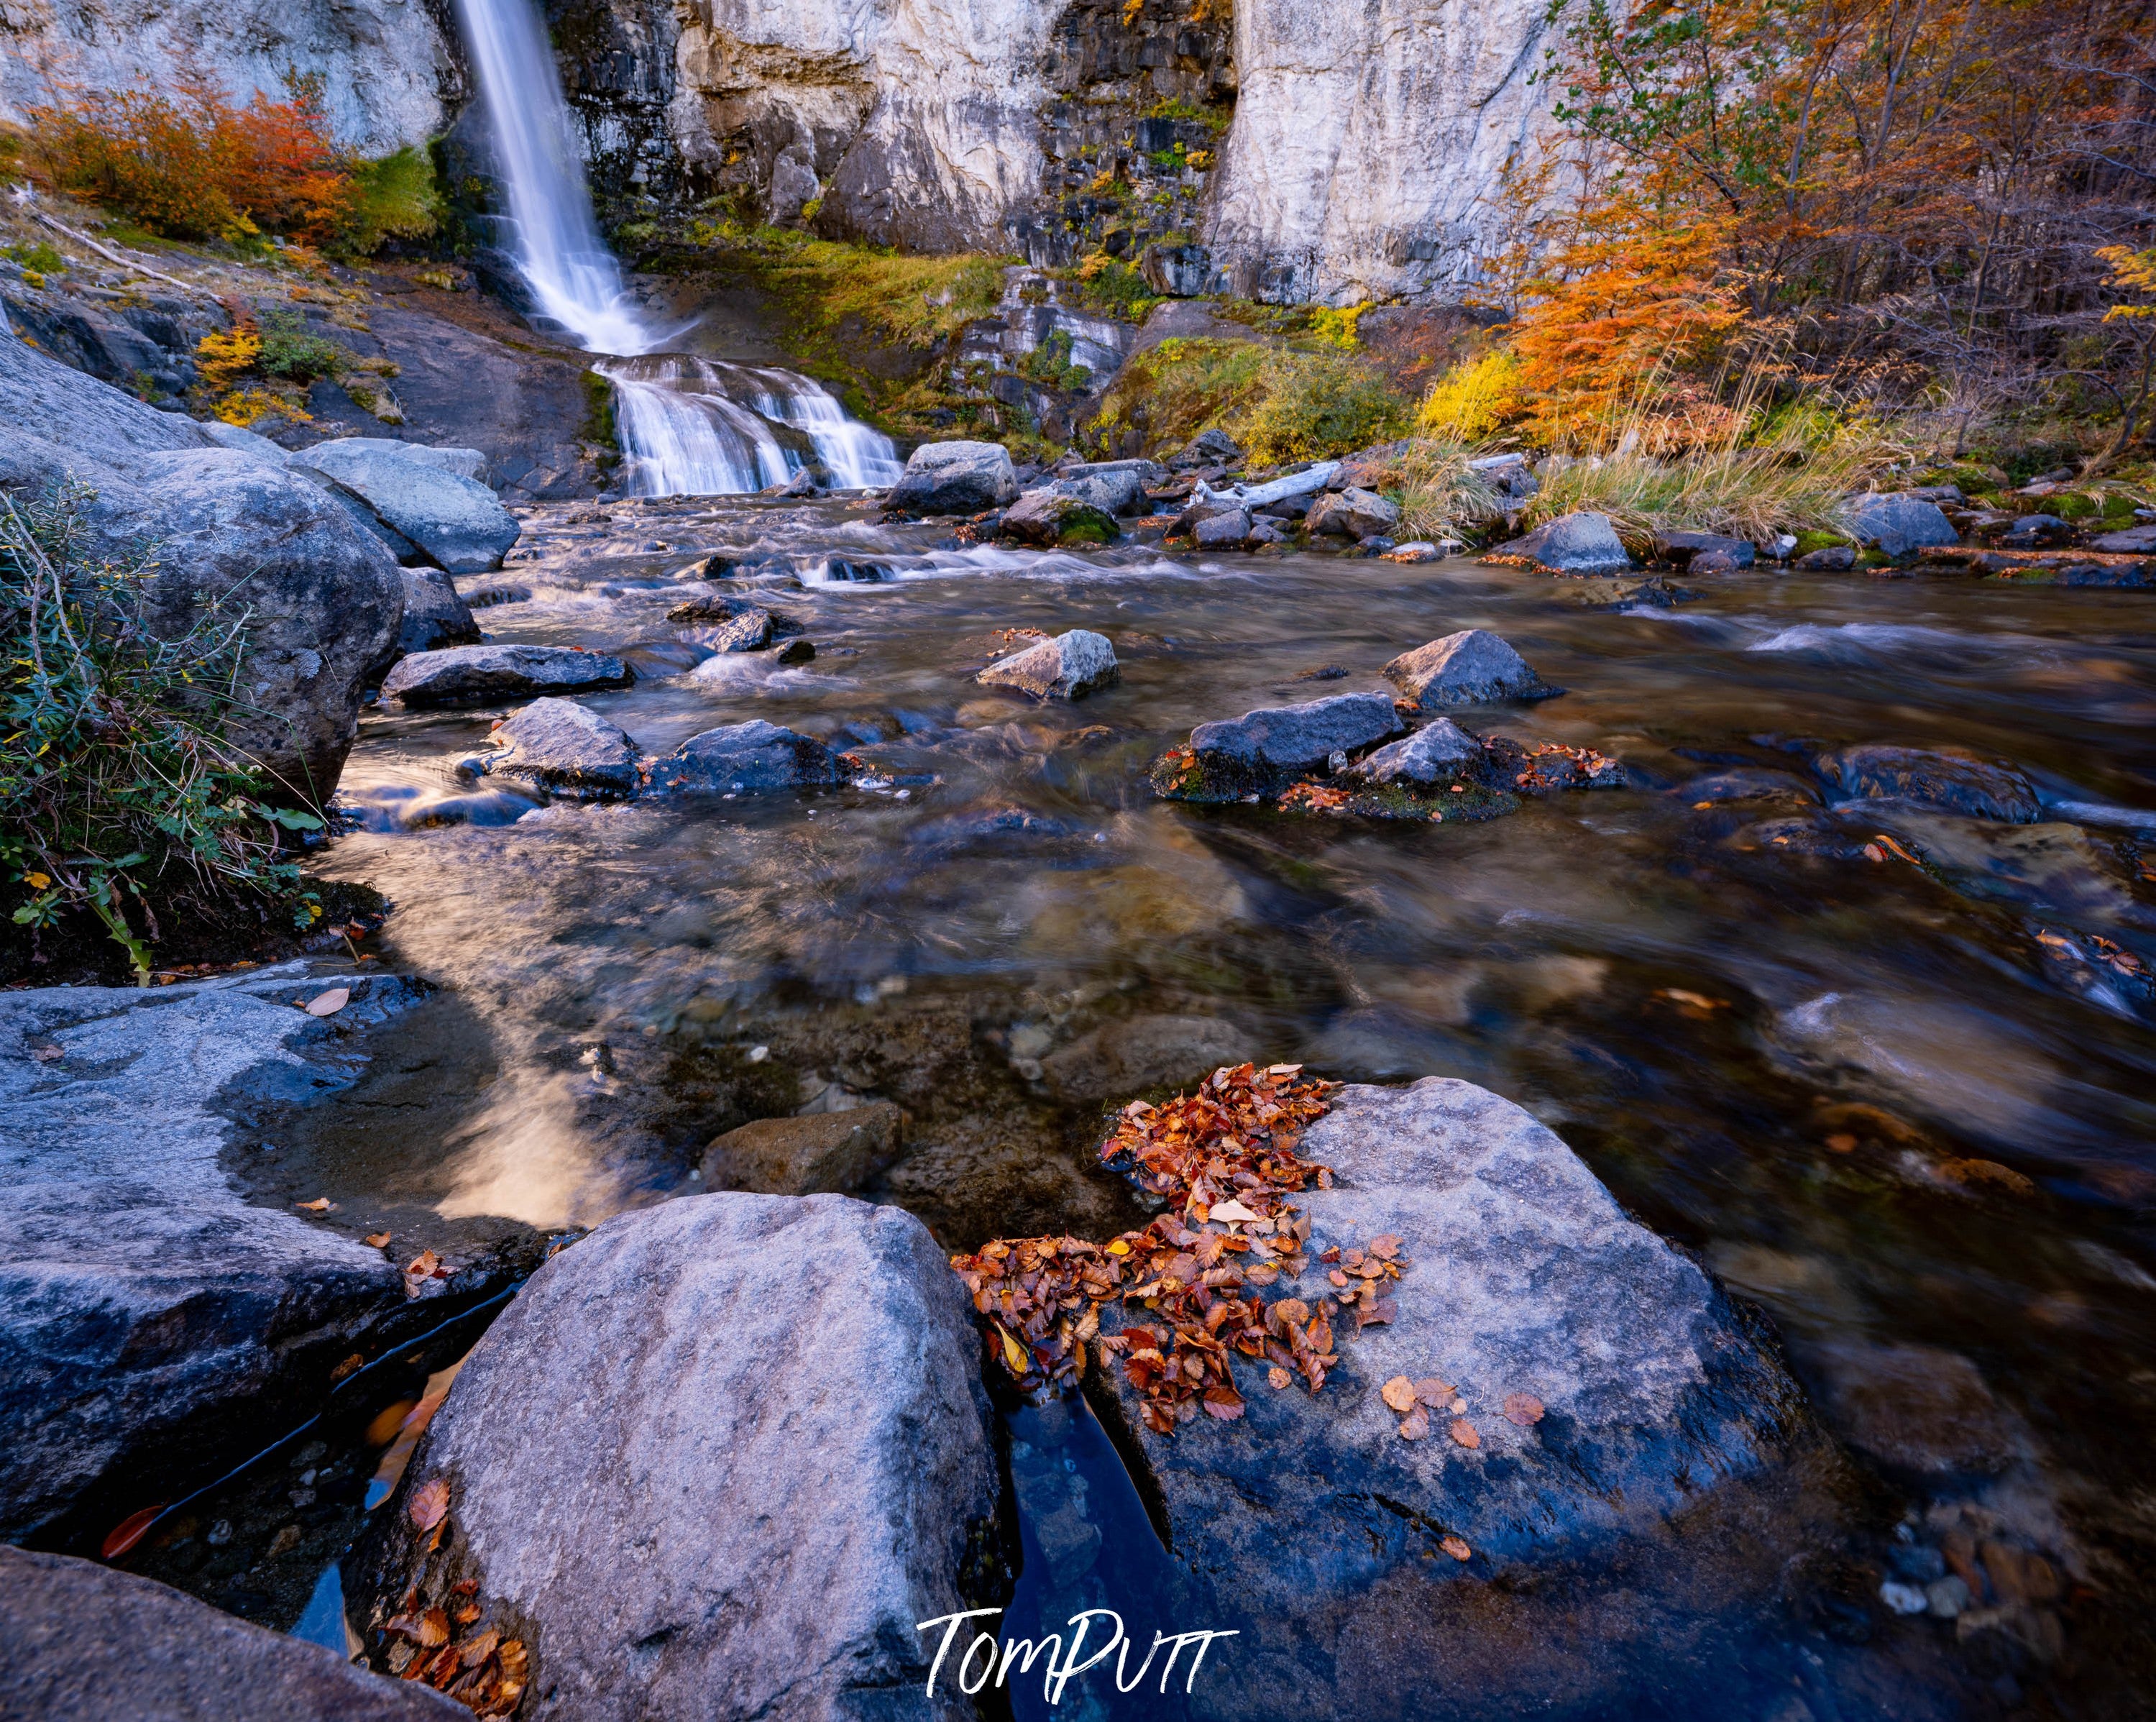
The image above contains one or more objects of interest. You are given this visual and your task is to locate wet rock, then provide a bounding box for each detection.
[699,1102,906,1196]
[1040,1014,1252,1102]
[705,607,774,654]
[0,968,418,1539]
[1087,1078,1812,1714]
[999,487,1120,547]
[1817,744,2041,823]
[1166,691,1403,798]
[350,1195,999,1722]
[1382,628,1561,710]
[1653,530,1755,568]
[1794,544,1858,571]
[485,698,640,800]
[1840,492,1958,558]
[977,628,1120,700]
[393,567,479,657]
[1306,485,1400,539]
[1673,769,1822,805]
[777,638,817,664]
[1689,549,1743,573]
[381,644,633,707]
[1170,427,1243,470]
[1487,510,1634,575]
[0,1545,462,1720]
[1193,507,1253,549]
[1248,518,1286,546]
[2002,515,2073,548]
[1380,540,1447,563]
[1051,467,1148,518]
[884,439,1019,515]
[290,441,520,574]
[2091,522,2156,553]
[1351,717,1482,784]
[651,720,841,794]
[822,557,896,583]
[1812,1343,2029,1475]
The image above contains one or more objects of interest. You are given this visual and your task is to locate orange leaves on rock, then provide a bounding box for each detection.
[1279,781,1353,814]
[1267,1366,1292,1390]
[1099,1062,1336,1226]
[1449,1418,1482,1450]
[1503,1392,1546,1426]
[1440,1534,1473,1562]
[1414,1378,1456,1409]
[1380,1376,1419,1413]
[295,1197,333,1212]
[1398,1406,1431,1441]
[408,1477,450,1532]
[364,1232,393,1250]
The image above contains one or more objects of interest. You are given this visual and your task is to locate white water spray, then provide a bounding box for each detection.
[449,0,900,495]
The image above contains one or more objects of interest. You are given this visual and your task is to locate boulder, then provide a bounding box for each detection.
[1193,507,1253,549]
[1052,466,1150,517]
[977,628,1120,700]
[2091,523,2156,554]
[1382,628,1561,710]
[650,720,842,794]
[1653,530,1755,568]
[1351,717,1483,784]
[1794,544,1858,572]
[196,420,290,464]
[699,1102,906,1195]
[884,440,1019,515]
[395,567,480,656]
[1087,1078,1813,1716]
[1840,492,1958,558]
[705,607,775,654]
[1170,427,1243,470]
[380,644,633,707]
[0,329,402,802]
[290,441,519,575]
[1176,691,1403,795]
[999,487,1120,547]
[1487,511,1634,576]
[1816,744,2042,823]
[0,1546,462,1721]
[349,1195,999,1722]
[0,968,418,1539]
[308,436,487,484]
[485,698,641,800]
[1306,486,1400,539]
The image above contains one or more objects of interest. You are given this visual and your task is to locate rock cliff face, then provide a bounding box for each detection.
[0,0,462,157]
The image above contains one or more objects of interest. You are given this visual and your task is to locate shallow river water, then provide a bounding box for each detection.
[310,494,2155,1716]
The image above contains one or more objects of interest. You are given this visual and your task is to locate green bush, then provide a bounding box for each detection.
[1086,336,1268,455]
[1238,348,1409,465]
[335,145,442,256]
[4,240,66,275]
[255,308,352,383]
[1,482,321,984]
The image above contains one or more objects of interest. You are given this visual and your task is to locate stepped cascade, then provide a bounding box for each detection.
[449,0,899,495]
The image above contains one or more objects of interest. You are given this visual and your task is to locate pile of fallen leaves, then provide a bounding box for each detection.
[955,1063,1423,1435]
[373,1478,527,1716]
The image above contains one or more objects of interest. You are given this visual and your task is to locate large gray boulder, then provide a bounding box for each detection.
[380,644,633,707]
[1487,511,1633,575]
[0,330,402,802]
[1180,691,1403,791]
[1053,465,1149,517]
[349,1194,1000,1722]
[395,567,480,656]
[1306,485,1400,539]
[999,487,1120,546]
[316,436,488,483]
[651,720,842,794]
[0,1546,461,1721]
[0,968,416,1540]
[290,441,519,574]
[884,440,1019,516]
[1382,628,1561,709]
[1816,744,2041,823]
[1350,717,1483,784]
[976,628,1120,700]
[1840,491,1958,558]
[486,698,641,800]
[1088,1078,1814,1716]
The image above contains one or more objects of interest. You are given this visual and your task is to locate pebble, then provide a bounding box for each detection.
[1880,1580,1929,1616]
[1926,1575,1973,1618]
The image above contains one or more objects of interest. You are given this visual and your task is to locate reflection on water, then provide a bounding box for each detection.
[316,493,2156,1704]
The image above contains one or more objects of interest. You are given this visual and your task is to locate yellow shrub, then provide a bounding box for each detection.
[193,325,262,394]
[1417,350,1524,441]
[1308,305,1366,350]
[214,387,310,428]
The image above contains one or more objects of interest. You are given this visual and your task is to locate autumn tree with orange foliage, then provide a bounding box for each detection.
[25,68,358,246]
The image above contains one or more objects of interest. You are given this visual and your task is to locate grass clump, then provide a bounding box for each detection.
[1086,336,1268,457]
[1061,250,1158,322]
[688,218,1010,349]
[1,483,324,985]
[1238,348,1409,465]
[338,146,442,255]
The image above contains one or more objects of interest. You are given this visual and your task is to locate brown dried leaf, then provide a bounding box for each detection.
[1367,1234,1402,1259]
[1267,1366,1291,1389]
[460,1629,502,1668]
[1398,1406,1430,1440]
[1440,1534,1472,1562]
[1503,1392,1546,1426]
[295,1197,333,1212]
[408,1477,450,1532]
[1449,1418,1481,1449]
[416,1607,450,1649]
[1413,1378,1455,1408]
[363,1232,392,1249]
[1380,1375,1418,1413]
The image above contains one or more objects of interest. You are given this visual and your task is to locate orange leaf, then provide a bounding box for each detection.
[1450,1419,1481,1449]
[101,1504,165,1561]
[408,1476,451,1531]
[1503,1392,1546,1426]
[1440,1534,1472,1561]
[1380,1375,1418,1413]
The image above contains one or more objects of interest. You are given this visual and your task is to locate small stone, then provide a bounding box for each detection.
[1486,511,1633,575]
[1352,718,1482,786]
[381,643,632,707]
[1926,1575,1973,1618]
[651,720,841,794]
[1382,628,1561,709]
[700,1102,906,1196]
[1794,544,1857,571]
[1306,487,1400,539]
[1193,508,1253,549]
[705,608,774,654]
[884,440,1019,515]
[1840,492,1958,557]
[487,697,641,799]
[977,629,1120,700]
[776,639,816,664]
[1880,1580,1929,1616]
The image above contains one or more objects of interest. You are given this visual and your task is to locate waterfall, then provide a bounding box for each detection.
[449,0,901,495]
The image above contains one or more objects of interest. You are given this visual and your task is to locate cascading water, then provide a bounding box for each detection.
[449,0,901,495]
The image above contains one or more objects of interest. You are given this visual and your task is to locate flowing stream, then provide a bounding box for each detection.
[448,0,899,495]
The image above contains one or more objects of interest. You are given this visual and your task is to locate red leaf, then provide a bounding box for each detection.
[101,1504,165,1561]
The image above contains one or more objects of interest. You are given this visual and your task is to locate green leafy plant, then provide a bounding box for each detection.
[335,146,442,257]
[1238,348,1410,464]
[256,309,352,383]
[1,482,321,984]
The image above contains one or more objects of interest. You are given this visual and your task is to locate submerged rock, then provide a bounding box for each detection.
[1382,628,1561,710]
[1840,492,1958,558]
[0,969,418,1539]
[999,487,1120,547]
[977,628,1121,700]
[1351,717,1482,784]
[699,1102,906,1196]
[1795,544,1858,572]
[0,1546,462,1720]
[290,440,520,575]
[1817,743,2042,823]
[884,439,1019,515]
[485,698,641,800]
[349,1195,999,1721]
[1040,1014,1252,1102]
[393,567,480,657]
[1486,511,1633,576]
[1158,692,1403,800]
[1087,1077,1813,1715]
[1653,529,1755,568]
[651,720,841,793]
[381,644,633,707]
[1306,486,1400,539]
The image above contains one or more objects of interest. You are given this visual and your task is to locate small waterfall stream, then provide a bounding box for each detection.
[448,0,899,495]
